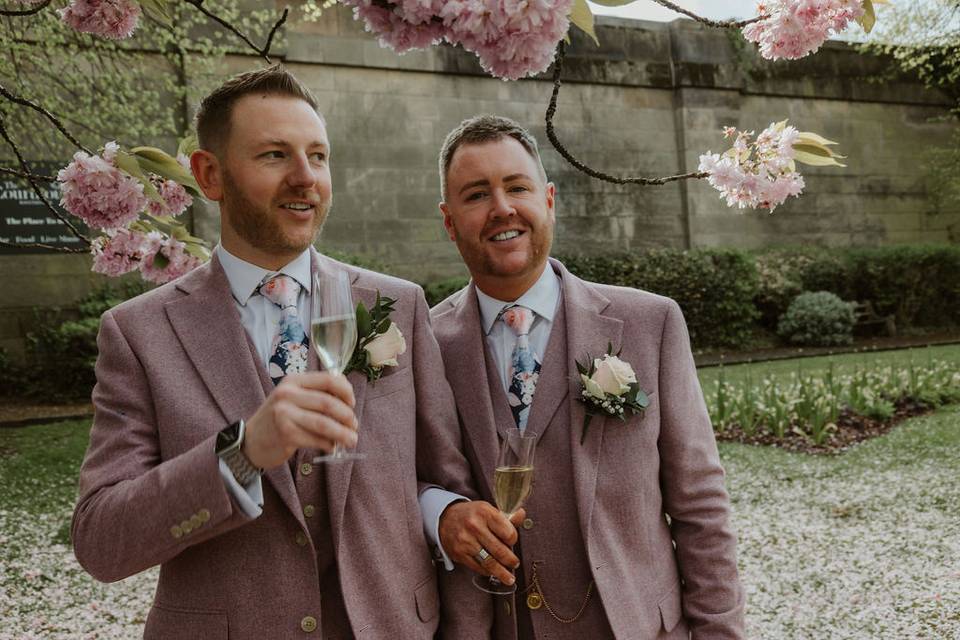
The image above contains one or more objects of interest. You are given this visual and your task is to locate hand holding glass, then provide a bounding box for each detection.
[311,271,364,463]
[474,427,536,594]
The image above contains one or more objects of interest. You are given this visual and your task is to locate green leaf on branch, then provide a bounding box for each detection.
[856,0,877,34]
[793,144,847,167]
[113,150,162,202]
[139,0,175,27]
[131,146,201,194]
[569,0,599,46]
[177,134,199,158]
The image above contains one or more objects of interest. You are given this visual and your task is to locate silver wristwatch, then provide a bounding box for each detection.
[216,419,261,486]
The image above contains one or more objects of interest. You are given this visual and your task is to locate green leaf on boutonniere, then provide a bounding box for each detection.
[634,388,649,409]
[344,292,400,383]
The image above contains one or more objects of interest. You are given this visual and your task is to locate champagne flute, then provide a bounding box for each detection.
[311,271,364,463]
[474,427,537,595]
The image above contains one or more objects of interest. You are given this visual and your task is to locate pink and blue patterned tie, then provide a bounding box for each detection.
[502,305,541,431]
[259,274,309,385]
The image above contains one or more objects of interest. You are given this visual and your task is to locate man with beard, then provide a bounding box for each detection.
[71,66,481,639]
[425,116,745,639]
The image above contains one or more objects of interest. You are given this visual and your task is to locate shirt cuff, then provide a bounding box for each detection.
[419,487,468,571]
[218,458,264,519]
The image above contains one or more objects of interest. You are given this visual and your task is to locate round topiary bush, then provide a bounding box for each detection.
[777,291,855,347]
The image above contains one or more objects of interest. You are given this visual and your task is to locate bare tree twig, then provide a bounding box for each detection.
[0,0,52,17]
[0,166,55,182]
[0,84,92,154]
[182,0,289,63]
[0,116,92,248]
[0,237,88,253]
[545,42,707,186]
[649,0,764,28]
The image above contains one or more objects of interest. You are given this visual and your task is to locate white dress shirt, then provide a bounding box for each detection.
[419,264,562,569]
[215,244,313,518]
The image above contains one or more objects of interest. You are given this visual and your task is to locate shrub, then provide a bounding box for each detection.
[560,248,760,349]
[423,277,469,308]
[777,291,855,347]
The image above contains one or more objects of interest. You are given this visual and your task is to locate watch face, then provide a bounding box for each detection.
[216,421,242,454]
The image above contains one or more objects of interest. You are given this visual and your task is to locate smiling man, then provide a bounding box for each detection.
[428,115,746,639]
[71,66,479,639]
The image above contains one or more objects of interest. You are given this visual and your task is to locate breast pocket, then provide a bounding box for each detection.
[366,365,414,400]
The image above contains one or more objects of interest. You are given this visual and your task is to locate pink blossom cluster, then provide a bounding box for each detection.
[57,142,148,231]
[139,233,204,284]
[148,179,193,217]
[742,0,866,61]
[698,123,805,212]
[342,0,574,80]
[92,229,202,283]
[59,0,142,40]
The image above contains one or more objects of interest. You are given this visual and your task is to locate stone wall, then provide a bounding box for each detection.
[1,8,957,358]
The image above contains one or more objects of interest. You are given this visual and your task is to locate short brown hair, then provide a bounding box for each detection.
[195,65,320,155]
[438,115,547,199]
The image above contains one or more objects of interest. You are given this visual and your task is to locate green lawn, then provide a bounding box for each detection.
[698,343,960,387]
[1,404,958,637]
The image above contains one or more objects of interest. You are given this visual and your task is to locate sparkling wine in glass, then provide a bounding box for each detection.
[474,427,537,595]
[311,271,363,463]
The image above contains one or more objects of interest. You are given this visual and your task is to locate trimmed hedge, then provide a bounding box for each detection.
[778,291,856,347]
[558,249,761,349]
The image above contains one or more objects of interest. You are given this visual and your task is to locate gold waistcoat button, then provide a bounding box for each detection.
[295,532,308,547]
[300,463,313,476]
[300,615,317,632]
[303,505,315,518]
[522,518,534,530]
[170,524,183,539]
[503,601,512,616]
[198,508,211,522]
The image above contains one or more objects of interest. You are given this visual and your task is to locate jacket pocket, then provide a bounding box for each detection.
[145,603,228,639]
[657,580,682,633]
[414,574,439,623]
[366,365,414,400]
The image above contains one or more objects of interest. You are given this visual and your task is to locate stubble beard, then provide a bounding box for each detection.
[453,220,553,282]
[221,169,331,256]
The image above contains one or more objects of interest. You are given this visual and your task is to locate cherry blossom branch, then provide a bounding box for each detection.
[0,166,56,182]
[0,83,92,154]
[0,116,92,250]
[182,0,289,63]
[649,0,764,28]
[545,42,707,186]
[0,0,52,17]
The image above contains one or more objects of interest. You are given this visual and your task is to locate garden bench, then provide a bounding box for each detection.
[853,301,896,336]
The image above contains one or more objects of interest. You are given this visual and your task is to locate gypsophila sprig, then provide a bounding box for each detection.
[576,344,649,444]
[345,292,406,383]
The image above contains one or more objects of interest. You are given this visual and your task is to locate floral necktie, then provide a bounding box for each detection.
[502,305,541,431]
[259,274,309,385]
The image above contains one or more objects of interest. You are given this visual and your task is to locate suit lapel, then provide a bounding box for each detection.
[165,255,304,524]
[313,250,374,550]
[441,284,501,500]
[556,261,623,549]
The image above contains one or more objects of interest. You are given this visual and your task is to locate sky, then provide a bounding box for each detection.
[588,0,759,23]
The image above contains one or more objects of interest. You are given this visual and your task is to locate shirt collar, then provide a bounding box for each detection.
[217,245,313,306]
[475,262,561,335]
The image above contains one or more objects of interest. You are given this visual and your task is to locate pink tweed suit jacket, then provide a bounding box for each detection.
[430,259,746,640]
[72,249,478,639]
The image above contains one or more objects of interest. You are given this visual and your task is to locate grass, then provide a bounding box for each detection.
[1,383,958,637]
[697,343,960,387]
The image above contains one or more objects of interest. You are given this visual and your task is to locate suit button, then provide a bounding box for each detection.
[301,615,317,632]
[190,514,203,529]
[198,509,211,523]
[303,505,315,518]
[503,601,512,616]
[300,463,313,476]
[295,532,308,547]
[180,520,193,534]
[170,524,183,539]
[522,518,534,530]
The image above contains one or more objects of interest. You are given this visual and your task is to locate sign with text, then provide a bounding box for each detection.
[0,162,88,254]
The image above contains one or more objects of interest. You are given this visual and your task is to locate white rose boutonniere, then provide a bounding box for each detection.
[345,292,406,382]
[576,345,649,444]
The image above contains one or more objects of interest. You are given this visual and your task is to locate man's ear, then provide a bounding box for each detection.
[545,182,556,223]
[439,202,456,241]
[190,149,224,201]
